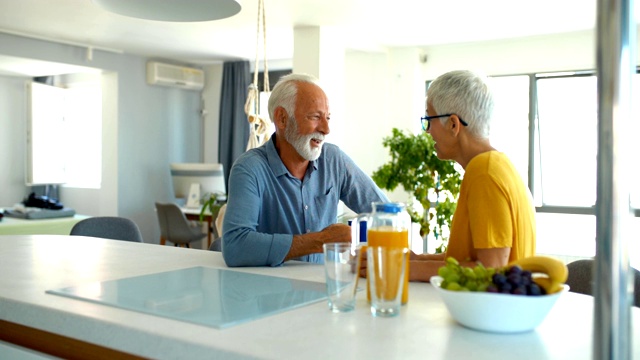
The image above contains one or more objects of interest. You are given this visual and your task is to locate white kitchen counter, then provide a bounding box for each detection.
[0,235,638,359]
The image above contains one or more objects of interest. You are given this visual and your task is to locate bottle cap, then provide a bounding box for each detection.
[375,202,405,213]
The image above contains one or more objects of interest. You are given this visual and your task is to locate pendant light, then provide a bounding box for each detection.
[91,0,241,22]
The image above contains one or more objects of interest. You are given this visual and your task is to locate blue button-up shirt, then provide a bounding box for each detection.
[222,135,388,267]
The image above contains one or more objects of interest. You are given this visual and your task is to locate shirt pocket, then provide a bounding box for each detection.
[314,186,339,223]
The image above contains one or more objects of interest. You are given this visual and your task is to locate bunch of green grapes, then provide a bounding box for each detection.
[437,257,497,292]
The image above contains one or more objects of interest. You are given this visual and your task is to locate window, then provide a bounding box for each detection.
[490,75,530,184]
[27,79,102,189]
[27,82,67,185]
[485,70,640,261]
[535,74,598,207]
[62,82,102,188]
[630,75,640,209]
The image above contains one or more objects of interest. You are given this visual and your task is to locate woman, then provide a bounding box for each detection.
[410,70,536,282]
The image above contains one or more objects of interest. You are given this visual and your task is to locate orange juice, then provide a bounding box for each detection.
[366,227,409,304]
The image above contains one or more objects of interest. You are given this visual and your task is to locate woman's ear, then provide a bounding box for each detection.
[449,115,462,135]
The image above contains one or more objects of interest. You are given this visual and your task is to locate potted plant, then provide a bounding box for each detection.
[371,128,462,253]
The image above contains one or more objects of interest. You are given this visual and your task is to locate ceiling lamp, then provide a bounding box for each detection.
[91,0,241,22]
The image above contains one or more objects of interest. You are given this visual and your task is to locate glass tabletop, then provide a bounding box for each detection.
[46,266,327,329]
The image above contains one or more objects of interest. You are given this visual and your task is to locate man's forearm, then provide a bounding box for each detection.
[285,233,324,260]
[284,223,352,261]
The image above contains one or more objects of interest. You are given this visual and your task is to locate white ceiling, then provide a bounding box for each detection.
[0,0,637,72]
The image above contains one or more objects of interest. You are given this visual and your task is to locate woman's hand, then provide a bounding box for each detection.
[357,246,368,278]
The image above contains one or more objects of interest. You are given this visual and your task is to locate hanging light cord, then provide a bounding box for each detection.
[244,0,271,150]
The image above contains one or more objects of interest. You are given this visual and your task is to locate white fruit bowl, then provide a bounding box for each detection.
[430,276,569,333]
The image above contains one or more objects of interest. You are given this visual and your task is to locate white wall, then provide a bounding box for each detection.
[422,30,599,78]
[0,76,27,206]
[340,48,425,204]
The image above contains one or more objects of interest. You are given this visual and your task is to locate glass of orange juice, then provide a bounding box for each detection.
[368,246,409,317]
[351,202,411,304]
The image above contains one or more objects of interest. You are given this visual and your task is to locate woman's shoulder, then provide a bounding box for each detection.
[469,150,511,167]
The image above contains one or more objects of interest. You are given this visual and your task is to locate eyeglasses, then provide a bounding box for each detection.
[420,114,468,131]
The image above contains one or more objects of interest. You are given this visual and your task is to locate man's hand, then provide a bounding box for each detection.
[357,247,368,278]
[318,223,351,244]
[285,223,352,261]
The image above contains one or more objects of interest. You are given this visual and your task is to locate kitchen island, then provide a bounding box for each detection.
[0,235,638,359]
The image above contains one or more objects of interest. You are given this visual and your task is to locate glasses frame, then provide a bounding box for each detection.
[420,114,468,131]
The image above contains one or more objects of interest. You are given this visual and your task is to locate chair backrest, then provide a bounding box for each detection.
[70,217,144,242]
[215,203,226,238]
[155,202,206,243]
[566,258,640,307]
[209,237,222,252]
[566,259,594,296]
[206,203,227,252]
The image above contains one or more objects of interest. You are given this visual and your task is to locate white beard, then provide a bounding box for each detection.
[284,116,324,161]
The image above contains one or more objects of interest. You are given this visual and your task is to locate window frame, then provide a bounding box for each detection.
[530,69,639,217]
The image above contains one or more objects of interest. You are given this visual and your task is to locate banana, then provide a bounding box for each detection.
[509,256,568,294]
[532,276,565,294]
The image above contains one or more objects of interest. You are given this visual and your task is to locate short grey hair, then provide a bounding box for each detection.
[267,73,322,122]
[426,70,494,139]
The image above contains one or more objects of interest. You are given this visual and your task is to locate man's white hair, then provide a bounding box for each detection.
[267,73,322,122]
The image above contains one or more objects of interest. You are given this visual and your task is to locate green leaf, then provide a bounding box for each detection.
[199,192,224,222]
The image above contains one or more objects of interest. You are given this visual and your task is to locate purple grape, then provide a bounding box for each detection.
[507,265,523,276]
[492,273,507,286]
[512,285,527,295]
[500,282,513,293]
[482,265,549,297]
[527,284,543,296]
[507,273,522,286]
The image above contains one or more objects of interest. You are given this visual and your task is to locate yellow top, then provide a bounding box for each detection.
[445,151,536,263]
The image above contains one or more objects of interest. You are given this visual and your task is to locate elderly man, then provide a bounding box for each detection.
[222,73,388,267]
[410,70,536,282]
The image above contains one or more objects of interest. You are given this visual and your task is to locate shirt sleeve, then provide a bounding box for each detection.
[466,173,513,249]
[337,149,389,213]
[221,159,292,267]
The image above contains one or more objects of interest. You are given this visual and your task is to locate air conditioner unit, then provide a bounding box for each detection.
[146,61,205,90]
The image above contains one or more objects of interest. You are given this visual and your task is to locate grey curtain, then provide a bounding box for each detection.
[218,61,250,192]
